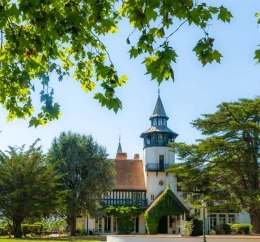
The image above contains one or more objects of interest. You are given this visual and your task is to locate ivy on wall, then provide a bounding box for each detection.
[106,206,141,234]
[144,183,184,234]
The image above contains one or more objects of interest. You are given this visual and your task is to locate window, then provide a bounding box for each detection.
[158,118,163,125]
[158,134,163,144]
[146,135,151,145]
[209,214,217,230]
[182,193,187,201]
[219,214,226,224]
[228,214,235,223]
[151,194,155,200]
[159,155,164,170]
[163,119,167,126]
[152,119,157,126]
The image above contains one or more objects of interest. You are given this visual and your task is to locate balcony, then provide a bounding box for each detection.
[101,199,148,207]
[146,163,171,171]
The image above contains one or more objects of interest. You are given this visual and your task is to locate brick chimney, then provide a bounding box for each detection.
[116,152,127,160]
[134,154,139,160]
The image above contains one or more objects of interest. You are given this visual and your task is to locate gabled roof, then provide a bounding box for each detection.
[145,189,189,214]
[114,158,146,190]
[150,94,169,120]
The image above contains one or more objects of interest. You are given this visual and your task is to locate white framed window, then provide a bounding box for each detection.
[151,194,155,200]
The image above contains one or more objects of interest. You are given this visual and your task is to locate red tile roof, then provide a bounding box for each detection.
[113,158,146,190]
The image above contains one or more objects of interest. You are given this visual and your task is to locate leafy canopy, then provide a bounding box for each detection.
[0,139,65,238]
[47,131,115,235]
[0,0,234,126]
[169,97,260,233]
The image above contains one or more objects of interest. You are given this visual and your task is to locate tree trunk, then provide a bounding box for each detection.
[13,217,23,238]
[249,208,260,234]
[70,214,77,236]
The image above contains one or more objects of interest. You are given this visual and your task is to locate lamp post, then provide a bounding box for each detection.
[201,199,207,242]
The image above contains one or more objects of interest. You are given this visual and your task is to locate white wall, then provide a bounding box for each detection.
[146,172,177,204]
[236,212,250,224]
[143,146,175,165]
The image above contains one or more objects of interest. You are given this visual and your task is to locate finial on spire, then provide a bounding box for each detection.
[158,88,160,96]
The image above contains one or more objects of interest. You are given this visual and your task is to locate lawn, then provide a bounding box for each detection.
[0,236,106,242]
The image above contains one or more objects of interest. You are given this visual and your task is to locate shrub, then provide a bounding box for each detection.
[79,229,88,236]
[118,218,134,234]
[0,226,6,236]
[230,224,252,234]
[4,223,13,235]
[27,224,41,234]
[220,223,252,234]
[182,221,194,236]
[21,224,29,236]
[221,223,231,234]
[191,218,203,236]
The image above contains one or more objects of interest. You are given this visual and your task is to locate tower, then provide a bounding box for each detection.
[140,92,178,203]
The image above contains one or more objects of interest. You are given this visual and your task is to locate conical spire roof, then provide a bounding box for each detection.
[150,93,169,120]
[117,137,122,153]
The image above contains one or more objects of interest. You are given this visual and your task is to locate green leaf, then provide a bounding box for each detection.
[218,6,233,22]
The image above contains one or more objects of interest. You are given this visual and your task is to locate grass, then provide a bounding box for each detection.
[0,235,106,242]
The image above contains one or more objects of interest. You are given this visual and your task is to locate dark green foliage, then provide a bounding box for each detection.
[190,218,203,236]
[48,131,115,236]
[118,218,134,235]
[79,229,88,236]
[144,184,183,234]
[218,223,252,234]
[21,224,29,236]
[0,140,65,238]
[221,223,232,234]
[107,206,141,234]
[170,97,260,233]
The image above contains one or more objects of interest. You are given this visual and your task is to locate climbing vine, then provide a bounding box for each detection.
[144,183,183,234]
[106,205,141,234]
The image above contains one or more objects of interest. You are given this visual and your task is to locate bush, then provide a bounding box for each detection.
[118,218,134,234]
[79,229,88,236]
[191,218,203,236]
[27,224,41,234]
[230,224,252,234]
[0,226,6,236]
[22,224,29,236]
[220,223,252,234]
[4,223,13,235]
[182,221,194,236]
[221,223,231,234]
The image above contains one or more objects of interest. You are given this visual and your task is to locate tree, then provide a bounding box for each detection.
[47,131,115,236]
[170,97,260,233]
[0,0,234,126]
[0,139,65,238]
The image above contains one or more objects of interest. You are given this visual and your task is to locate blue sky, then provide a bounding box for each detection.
[0,0,259,160]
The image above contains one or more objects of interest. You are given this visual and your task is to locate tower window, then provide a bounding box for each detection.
[152,119,157,126]
[158,118,163,125]
[159,155,164,170]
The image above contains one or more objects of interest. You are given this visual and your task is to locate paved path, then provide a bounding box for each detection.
[107,235,260,242]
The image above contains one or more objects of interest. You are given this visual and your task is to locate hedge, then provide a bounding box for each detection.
[220,223,252,234]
